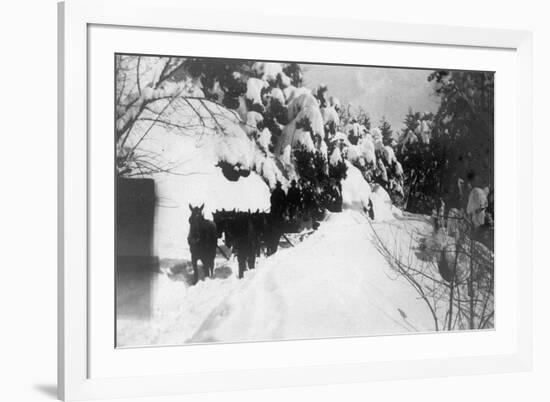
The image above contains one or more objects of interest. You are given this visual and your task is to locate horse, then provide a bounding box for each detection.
[214,209,272,278]
[252,211,282,256]
[229,211,261,279]
[187,204,217,284]
[212,209,234,247]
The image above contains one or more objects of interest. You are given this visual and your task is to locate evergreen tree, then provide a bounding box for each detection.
[282,63,303,87]
[428,70,494,189]
[379,117,394,146]
[402,107,421,137]
[338,103,352,127]
[182,58,253,109]
[357,107,371,131]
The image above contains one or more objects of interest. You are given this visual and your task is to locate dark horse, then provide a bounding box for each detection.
[253,211,283,256]
[188,204,217,284]
[213,209,272,279]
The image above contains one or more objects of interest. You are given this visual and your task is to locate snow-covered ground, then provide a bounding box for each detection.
[116,209,439,347]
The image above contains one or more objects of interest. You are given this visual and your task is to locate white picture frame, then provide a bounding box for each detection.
[58,0,533,400]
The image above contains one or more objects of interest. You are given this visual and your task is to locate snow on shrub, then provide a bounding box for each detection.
[394,161,403,177]
[343,122,355,137]
[257,127,272,152]
[319,140,328,159]
[253,153,285,189]
[268,87,285,105]
[252,62,283,82]
[321,106,340,126]
[400,130,418,147]
[287,92,316,120]
[329,147,343,167]
[281,144,292,167]
[376,158,389,183]
[215,124,255,170]
[277,120,308,154]
[294,128,316,151]
[390,180,404,197]
[283,86,311,104]
[244,111,264,135]
[417,119,431,144]
[246,78,268,107]
[370,184,394,221]
[331,132,350,145]
[382,145,397,166]
[273,91,328,172]
[345,144,363,166]
[279,73,292,88]
[371,127,384,151]
[330,96,341,111]
[467,187,488,228]
[359,136,376,165]
[342,162,372,212]
[286,93,325,138]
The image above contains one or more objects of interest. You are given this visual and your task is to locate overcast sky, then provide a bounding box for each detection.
[302,64,440,130]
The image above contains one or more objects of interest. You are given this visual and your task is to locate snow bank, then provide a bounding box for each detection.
[116,264,244,347]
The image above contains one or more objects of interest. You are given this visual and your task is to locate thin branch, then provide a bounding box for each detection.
[136,56,141,96]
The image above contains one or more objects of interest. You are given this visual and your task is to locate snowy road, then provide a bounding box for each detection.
[190,210,434,343]
[117,210,436,347]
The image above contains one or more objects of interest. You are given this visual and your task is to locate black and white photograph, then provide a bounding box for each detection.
[115,54,495,347]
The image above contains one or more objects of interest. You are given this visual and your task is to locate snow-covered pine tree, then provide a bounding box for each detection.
[402,108,421,137]
[356,106,371,132]
[379,116,394,146]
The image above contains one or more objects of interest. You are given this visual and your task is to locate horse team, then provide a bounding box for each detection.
[187,204,285,285]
